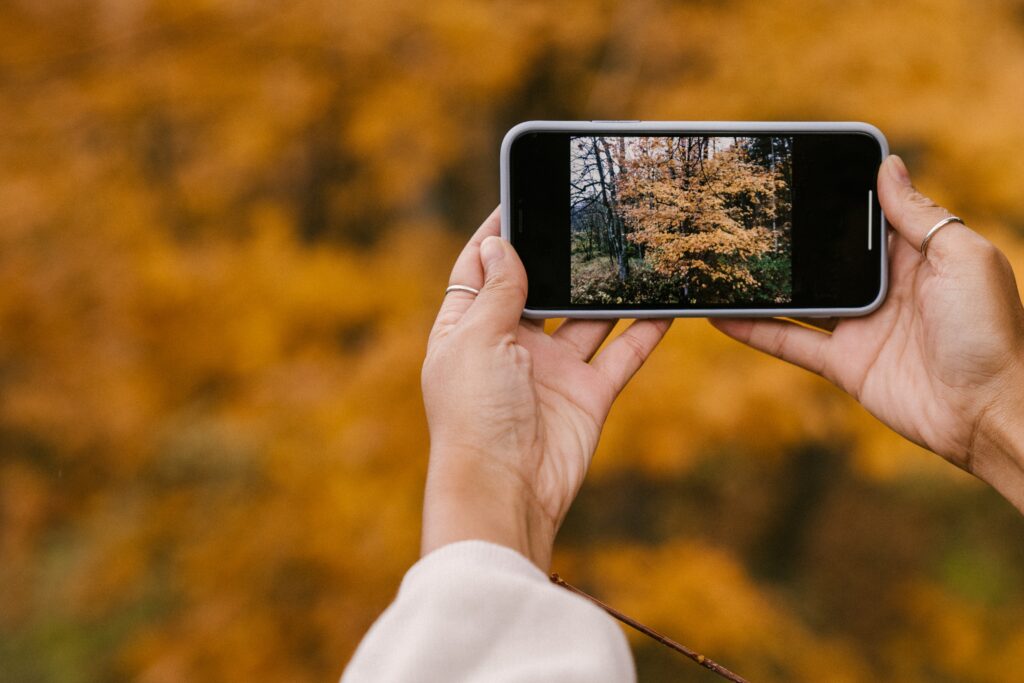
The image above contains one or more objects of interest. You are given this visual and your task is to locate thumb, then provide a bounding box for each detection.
[464,236,528,336]
[878,154,972,261]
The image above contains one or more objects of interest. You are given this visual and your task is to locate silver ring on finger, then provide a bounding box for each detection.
[445,284,480,296]
[920,216,965,258]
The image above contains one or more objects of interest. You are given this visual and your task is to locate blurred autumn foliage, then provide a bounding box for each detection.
[2,1,1024,682]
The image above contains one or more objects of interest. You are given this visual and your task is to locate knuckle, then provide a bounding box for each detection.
[907,189,939,211]
[765,325,787,356]
[511,342,533,370]
[619,332,647,362]
[562,336,589,360]
[966,234,1003,264]
[986,246,1014,281]
[432,308,461,330]
[484,275,527,300]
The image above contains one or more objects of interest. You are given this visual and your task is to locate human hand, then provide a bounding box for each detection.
[421,208,671,569]
[714,156,1024,512]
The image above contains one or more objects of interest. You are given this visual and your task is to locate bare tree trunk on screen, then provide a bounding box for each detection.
[594,137,630,282]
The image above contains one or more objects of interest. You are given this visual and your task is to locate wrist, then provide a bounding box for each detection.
[421,453,557,570]
[970,363,1024,513]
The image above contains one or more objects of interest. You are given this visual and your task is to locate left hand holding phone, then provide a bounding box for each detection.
[421,208,671,570]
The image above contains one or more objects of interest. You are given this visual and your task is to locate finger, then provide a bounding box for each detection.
[461,235,528,338]
[591,319,672,395]
[710,317,830,377]
[877,155,974,262]
[522,318,545,330]
[551,319,619,361]
[447,206,500,289]
[792,316,839,333]
[433,207,500,330]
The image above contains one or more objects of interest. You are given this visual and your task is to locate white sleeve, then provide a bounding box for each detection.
[341,540,635,683]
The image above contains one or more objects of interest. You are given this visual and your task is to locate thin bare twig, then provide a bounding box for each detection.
[549,573,752,683]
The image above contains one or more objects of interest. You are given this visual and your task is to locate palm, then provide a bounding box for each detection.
[424,208,669,550]
[722,225,1023,472]
[513,321,624,523]
[822,237,991,464]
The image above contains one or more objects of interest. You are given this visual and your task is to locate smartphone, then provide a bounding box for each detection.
[500,121,888,318]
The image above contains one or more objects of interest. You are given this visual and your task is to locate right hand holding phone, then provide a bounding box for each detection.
[714,155,1024,511]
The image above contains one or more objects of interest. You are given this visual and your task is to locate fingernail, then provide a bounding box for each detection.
[480,236,504,269]
[888,154,911,186]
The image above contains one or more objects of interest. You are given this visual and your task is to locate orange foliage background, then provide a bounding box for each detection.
[2,1,1024,681]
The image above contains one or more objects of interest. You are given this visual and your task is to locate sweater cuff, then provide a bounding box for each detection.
[400,540,547,595]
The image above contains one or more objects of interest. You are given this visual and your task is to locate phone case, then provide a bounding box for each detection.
[499,120,889,319]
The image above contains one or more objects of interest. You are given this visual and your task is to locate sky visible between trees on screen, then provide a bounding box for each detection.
[570,136,794,306]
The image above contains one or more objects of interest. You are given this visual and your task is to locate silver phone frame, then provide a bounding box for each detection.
[499,120,889,319]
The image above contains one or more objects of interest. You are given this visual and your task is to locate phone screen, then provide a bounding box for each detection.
[508,130,884,313]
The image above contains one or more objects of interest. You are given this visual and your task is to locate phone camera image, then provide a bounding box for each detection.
[569,136,793,307]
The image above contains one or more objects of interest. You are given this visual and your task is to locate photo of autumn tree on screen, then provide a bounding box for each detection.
[570,136,793,305]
